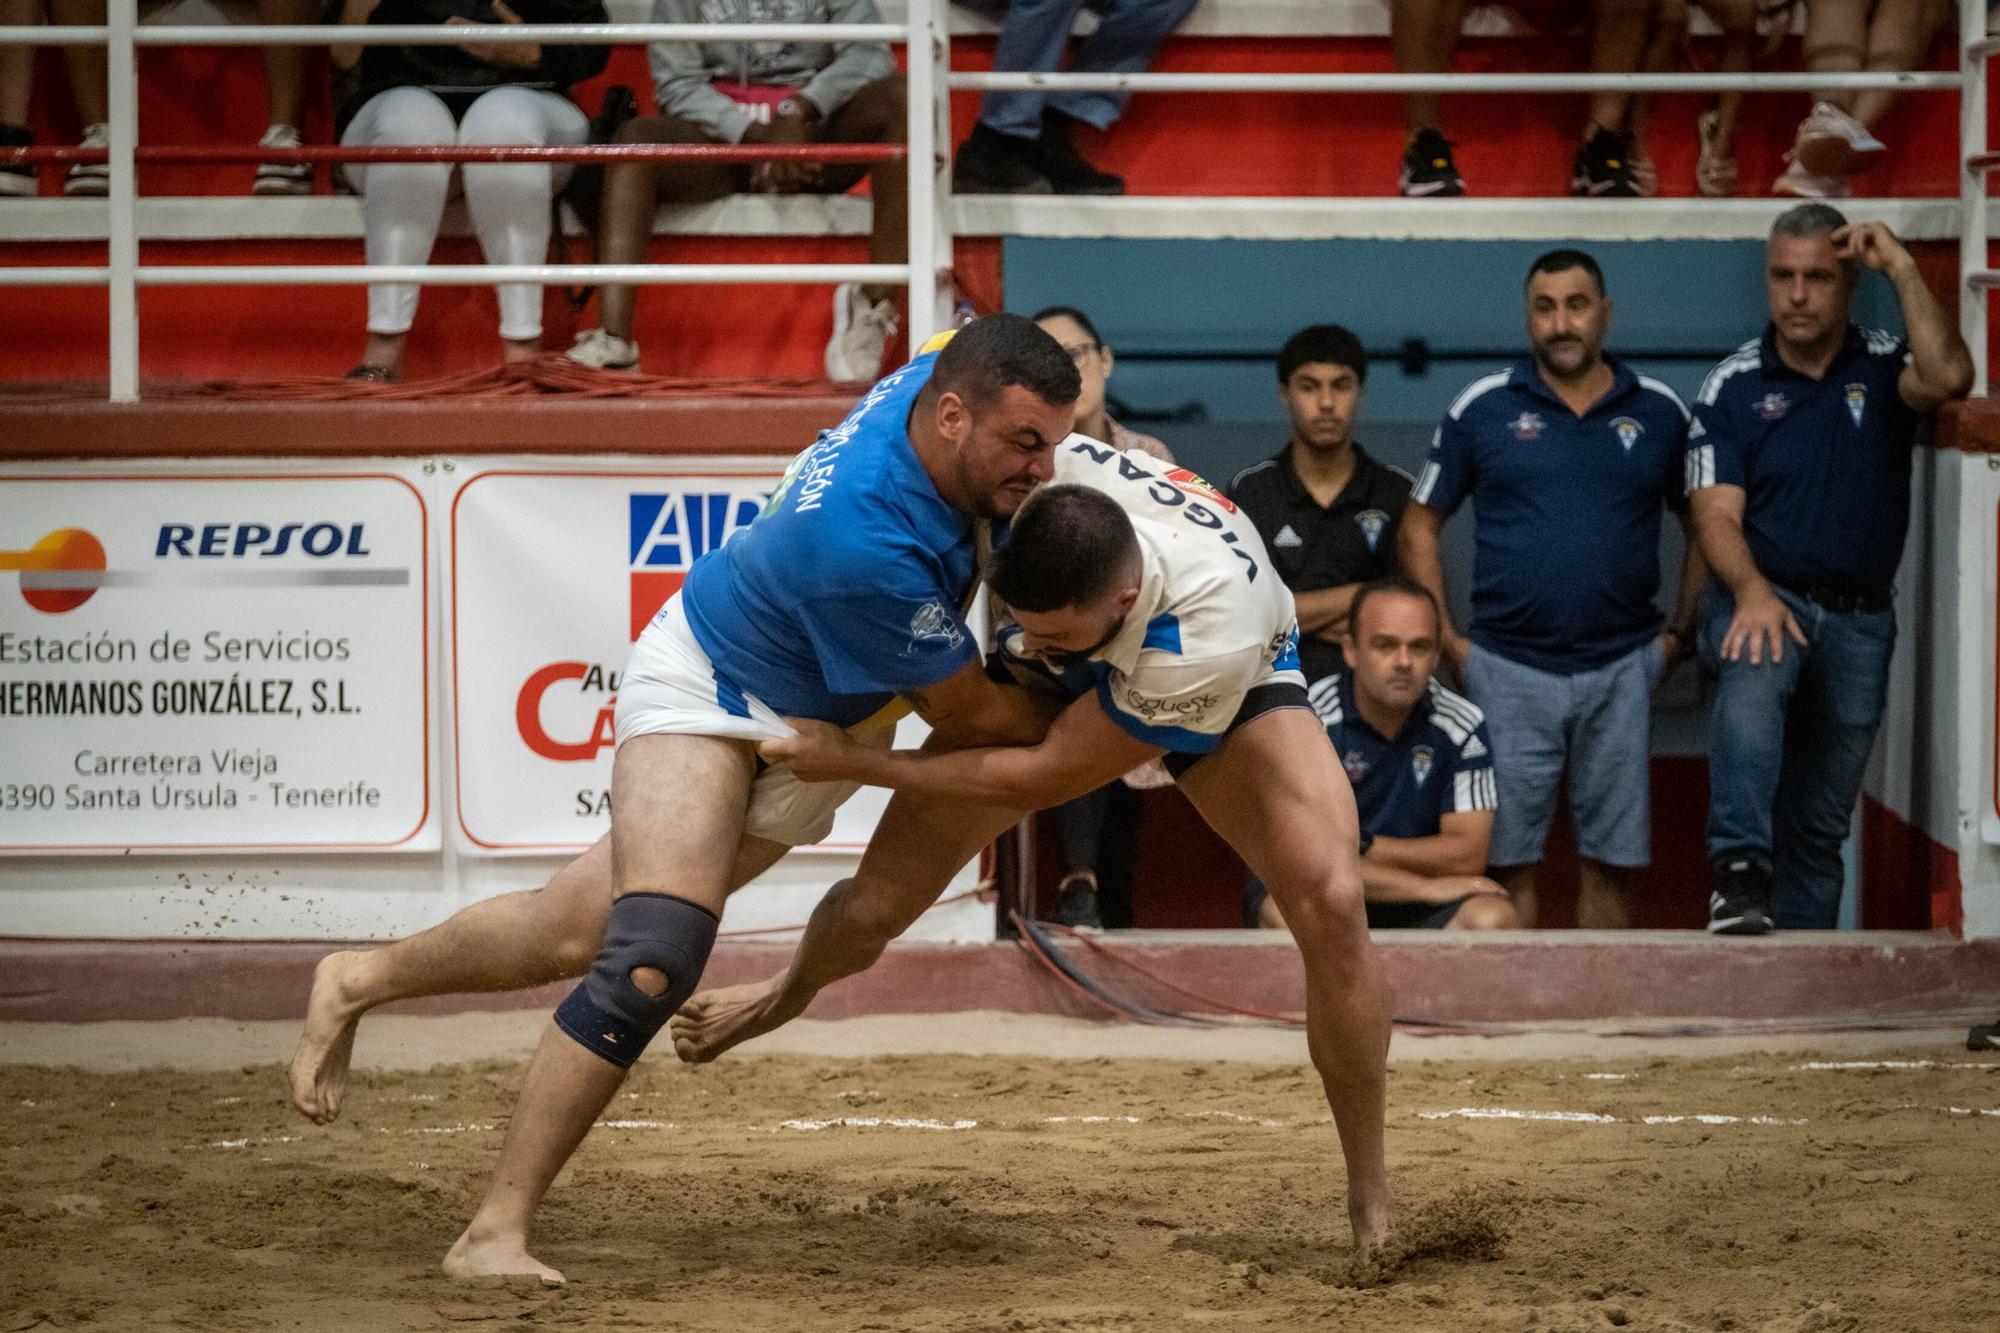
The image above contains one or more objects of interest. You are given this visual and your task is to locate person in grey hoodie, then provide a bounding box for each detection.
[565,0,905,381]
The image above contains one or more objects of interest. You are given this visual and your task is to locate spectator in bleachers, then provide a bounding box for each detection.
[1687,207,1972,934]
[951,0,1198,195]
[1228,325,1410,686]
[1031,303,1172,929]
[332,0,609,381]
[1249,576,1516,932]
[1394,0,1681,197]
[1773,0,1952,198]
[565,0,905,381]
[0,0,110,198]
[254,0,327,195]
[1033,304,1173,461]
[1401,249,1701,928]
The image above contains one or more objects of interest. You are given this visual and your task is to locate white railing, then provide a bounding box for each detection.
[0,1,1988,398]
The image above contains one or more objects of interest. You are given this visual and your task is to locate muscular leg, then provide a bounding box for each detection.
[288,827,788,1124]
[595,114,737,340]
[672,789,1024,1061]
[444,732,757,1283]
[1176,706,1393,1256]
[1586,0,1656,135]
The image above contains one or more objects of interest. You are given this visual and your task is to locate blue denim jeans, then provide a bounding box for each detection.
[1700,582,1896,929]
[958,0,1201,137]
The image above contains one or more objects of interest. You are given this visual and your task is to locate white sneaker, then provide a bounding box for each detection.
[1772,158,1851,200]
[565,327,640,371]
[63,122,110,197]
[1792,101,1885,178]
[1696,111,1738,198]
[824,283,898,382]
[253,124,313,196]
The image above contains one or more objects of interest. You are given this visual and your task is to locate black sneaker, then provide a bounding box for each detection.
[1054,874,1103,930]
[952,122,1053,195]
[1030,111,1124,196]
[1,122,36,198]
[1398,128,1464,198]
[1572,126,1640,197]
[1707,854,1774,936]
[1969,1020,2000,1052]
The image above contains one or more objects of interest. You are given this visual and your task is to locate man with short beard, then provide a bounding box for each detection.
[1401,250,1704,929]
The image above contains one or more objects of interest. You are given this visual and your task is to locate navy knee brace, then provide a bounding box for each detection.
[553,892,719,1068]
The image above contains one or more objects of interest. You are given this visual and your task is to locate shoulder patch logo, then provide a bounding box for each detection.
[906,602,965,654]
[1274,524,1304,549]
[1410,745,1435,788]
[1509,411,1545,441]
[1355,509,1388,552]
[1610,417,1643,452]
[1845,383,1866,428]
[1460,733,1487,760]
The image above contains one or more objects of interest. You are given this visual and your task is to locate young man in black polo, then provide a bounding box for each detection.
[1228,325,1414,686]
[1687,206,1974,934]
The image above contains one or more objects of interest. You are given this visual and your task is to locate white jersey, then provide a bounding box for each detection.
[1029,434,1303,755]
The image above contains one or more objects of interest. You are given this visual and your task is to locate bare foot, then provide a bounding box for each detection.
[442,1227,564,1285]
[286,950,371,1124]
[1350,1196,1395,1261]
[668,976,803,1064]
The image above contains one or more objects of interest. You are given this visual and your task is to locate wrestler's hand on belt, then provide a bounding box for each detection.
[759,717,858,782]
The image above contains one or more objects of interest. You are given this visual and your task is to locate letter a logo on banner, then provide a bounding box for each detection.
[627,492,764,639]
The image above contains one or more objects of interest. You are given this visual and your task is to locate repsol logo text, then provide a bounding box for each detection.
[156,523,372,558]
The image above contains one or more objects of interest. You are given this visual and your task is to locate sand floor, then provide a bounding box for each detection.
[2,1015,1996,1331]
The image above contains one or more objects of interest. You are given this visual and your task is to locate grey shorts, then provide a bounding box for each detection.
[1461,637,1662,869]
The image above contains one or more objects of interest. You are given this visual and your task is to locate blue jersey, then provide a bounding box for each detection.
[1307,670,1497,839]
[1411,357,1690,675]
[1685,324,1918,595]
[677,349,980,726]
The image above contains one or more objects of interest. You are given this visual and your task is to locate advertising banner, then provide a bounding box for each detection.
[0,470,433,851]
[453,465,917,854]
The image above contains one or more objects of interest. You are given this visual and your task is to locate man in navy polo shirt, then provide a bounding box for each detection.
[1249,576,1517,932]
[1687,205,1973,935]
[1402,249,1704,929]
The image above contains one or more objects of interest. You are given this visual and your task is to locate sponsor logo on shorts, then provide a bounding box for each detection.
[1119,686,1218,723]
[906,602,965,653]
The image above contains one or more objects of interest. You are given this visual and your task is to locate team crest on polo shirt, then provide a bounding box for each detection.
[1755,392,1791,421]
[1355,509,1388,552]
[1610,417,1643,452]
[1410,745,1435,788]
[1845,383,1867,427]
[1509,411,1545,441]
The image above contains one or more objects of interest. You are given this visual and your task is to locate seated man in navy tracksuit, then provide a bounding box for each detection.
[1250,575,1518,931]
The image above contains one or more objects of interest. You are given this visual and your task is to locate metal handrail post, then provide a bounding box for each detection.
[904,0,943,346]
[1963,0,1988,394]
[106,1,138,402]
